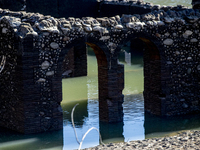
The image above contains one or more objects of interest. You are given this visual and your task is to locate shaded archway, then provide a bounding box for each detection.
[115,32,165,117]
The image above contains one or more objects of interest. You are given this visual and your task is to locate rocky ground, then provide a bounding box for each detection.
[84,130,200,150]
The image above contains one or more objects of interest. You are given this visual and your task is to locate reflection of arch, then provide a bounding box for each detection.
[116,32,165,116]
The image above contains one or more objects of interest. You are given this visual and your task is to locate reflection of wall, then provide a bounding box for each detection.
[0,127,63,150]
[62,100,88,127]
[99,122,124,143]
[144,112,200,136]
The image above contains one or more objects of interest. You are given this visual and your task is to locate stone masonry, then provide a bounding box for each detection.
[0,1,200,133]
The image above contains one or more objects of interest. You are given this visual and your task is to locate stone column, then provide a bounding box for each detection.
[99,63,124,122]
[86,42,124,123]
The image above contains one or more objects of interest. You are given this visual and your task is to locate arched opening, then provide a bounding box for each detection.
[114,35,162,142]
[118,36,162,115]
[86,42,109,122]
[61,41,124,148]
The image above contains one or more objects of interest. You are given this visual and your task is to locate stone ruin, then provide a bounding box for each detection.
[0,2,200,133]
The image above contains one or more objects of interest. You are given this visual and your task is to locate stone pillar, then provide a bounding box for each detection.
[98,64,124,122]
[86,42,124,123]
[22,34,63,134]
[100,63,124,122]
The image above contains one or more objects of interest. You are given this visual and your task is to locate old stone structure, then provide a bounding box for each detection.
[0,1,200,133]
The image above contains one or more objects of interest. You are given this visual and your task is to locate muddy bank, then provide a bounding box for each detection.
[85,130,200,150]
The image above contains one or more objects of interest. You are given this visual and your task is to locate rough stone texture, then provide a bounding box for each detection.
[0,1,200,133]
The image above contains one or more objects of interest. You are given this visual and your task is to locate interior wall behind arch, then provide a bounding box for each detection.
[139,37,162,116]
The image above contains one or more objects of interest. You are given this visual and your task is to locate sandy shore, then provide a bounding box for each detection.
[84,130,200,150]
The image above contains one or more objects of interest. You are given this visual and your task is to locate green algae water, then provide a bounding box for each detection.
[0,1,198,150]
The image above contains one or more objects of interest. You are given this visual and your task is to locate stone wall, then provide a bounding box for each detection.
[0,4,200,133]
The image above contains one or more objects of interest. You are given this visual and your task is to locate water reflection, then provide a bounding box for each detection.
[62,100,88,127]
[99,122,124,143]
[144,112,200,138]
[0,127,63,150]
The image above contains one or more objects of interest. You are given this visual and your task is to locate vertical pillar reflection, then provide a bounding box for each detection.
[99,121,124,143]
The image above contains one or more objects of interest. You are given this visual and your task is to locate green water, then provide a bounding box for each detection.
[0,1,197,150]
[62,53,144,103]
[143,0,192,7]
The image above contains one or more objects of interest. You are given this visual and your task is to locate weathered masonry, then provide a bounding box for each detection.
[0,3,200,133]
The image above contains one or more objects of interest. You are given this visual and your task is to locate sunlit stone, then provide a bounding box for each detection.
[115,24,123,30]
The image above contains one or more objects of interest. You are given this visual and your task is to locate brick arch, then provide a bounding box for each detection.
[56,37,124,123]
[57,37,87,79]
[86,41,124,122]
[115,33,166,116]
